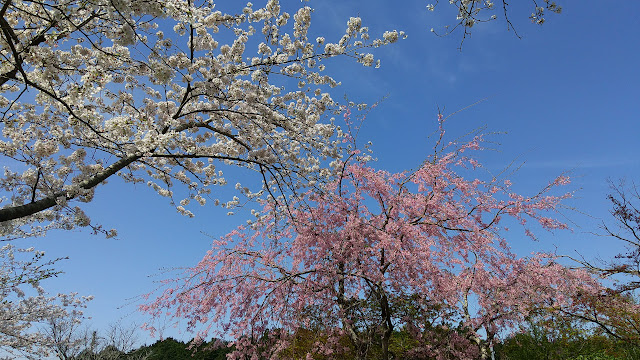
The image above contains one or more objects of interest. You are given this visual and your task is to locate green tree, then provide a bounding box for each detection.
[496,311,632,360]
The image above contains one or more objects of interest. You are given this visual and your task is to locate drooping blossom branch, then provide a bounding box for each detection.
[142,126,601,360]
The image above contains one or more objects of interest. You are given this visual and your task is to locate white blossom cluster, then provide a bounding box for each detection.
[427,0,561,39]
[0,244,91,358]
[530,0,562,25]
[0,0,403,237]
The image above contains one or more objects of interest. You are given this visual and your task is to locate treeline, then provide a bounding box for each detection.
[68,337,232,360]
[497,333,639,360]
[75,324,638,360]
[129,338,232,360]
[496,319,640,360]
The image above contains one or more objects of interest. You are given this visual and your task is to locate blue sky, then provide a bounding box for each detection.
[18,0,640,347]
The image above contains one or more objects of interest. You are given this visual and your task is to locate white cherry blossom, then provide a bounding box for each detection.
[0,244,90,358]
[0,0,401,237]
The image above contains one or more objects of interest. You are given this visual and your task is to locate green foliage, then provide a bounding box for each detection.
[69,337,231,360]
[568,351,622,360]
[67,326,640,360]
[128,338,231,360]
[494,313,640,360]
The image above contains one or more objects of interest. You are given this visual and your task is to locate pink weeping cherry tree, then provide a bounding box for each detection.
[141,116,604,360]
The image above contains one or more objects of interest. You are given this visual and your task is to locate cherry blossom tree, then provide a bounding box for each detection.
[42,315,86,360]
[0,0,407,239]
[42,319,148,360]
[0,244,91,359]
[142,117,603,360]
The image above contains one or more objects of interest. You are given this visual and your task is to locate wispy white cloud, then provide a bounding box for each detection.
[521,157,640,170]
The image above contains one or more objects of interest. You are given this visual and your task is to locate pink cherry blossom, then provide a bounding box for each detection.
[142,134,602,359]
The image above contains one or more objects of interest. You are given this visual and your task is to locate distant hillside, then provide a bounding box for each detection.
[129,338,232,360]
